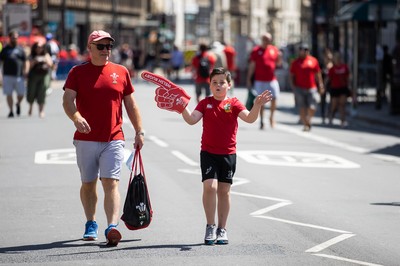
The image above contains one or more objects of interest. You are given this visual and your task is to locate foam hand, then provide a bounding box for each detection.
[154,86,190,113]
[141,71,191,113]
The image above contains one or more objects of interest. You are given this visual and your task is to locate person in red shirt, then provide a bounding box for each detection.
[62,30,144,246]
[247,33,282,129]
[191,43,217,103]
[223,41,236,77]
[289,43,324,131]
[327,51,351,127]
[181,67,272,245]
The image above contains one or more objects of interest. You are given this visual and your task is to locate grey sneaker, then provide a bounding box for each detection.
[216,228,228,245]
[204,224,217,245]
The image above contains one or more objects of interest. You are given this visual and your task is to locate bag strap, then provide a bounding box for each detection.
[129,149,146,182]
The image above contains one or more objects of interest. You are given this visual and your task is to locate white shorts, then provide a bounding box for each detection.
[254,80,280,99]
[73,140,125,183]
[2,75,26,96]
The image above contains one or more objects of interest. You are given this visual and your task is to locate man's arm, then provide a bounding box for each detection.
[124,93,144,150]
[62,88,91,134]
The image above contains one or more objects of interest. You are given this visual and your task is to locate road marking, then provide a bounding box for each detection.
[276,124,368,153]
[254,215,351,234]
[231,191,291,203]
[312,254,383,266]
[238,150,360,168]
[34,148,131,164]
[249,202,292,216]
[171,150,199,166]
[148,135,169,148]
[305,233,356,253]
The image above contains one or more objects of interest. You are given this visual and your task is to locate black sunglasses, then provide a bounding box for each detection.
[91,43,113,50]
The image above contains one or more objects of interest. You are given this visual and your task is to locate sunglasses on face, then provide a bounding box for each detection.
[91,43,113,50]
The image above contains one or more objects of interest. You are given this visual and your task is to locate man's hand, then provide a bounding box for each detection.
[141,71,191,114]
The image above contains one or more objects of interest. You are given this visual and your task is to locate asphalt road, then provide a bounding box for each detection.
[0,79,399,266]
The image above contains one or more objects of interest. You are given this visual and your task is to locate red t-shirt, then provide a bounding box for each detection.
[249,45,279,82]
[191,52,216,83]
[328,63,349,89]
[64,61,134,142]
[223,45,236,71]
[195,96,246,155]
[290,55,321,89]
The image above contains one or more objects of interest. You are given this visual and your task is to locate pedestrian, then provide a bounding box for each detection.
[327,51,351,128]
[62,30,144,246]
[223,41,237,94]
[191,43,216,103]
[289,43,324,131]
[181,67,272,245]
[320,47,333,124]
[380,45,393,105]
[27,41,53,118]
[246,32,282,129]
[0,30,29,118]
[169,45,184,81]
[45,33,60,80]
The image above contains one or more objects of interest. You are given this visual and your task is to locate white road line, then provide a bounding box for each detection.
[254,215,351,234]
[148,135,169,148]
[231,191,291,203]
[312,254,383,266]
[171,150,199,166]
[305,233,356,253]
[276,124,368,153]
[249,202,293,216]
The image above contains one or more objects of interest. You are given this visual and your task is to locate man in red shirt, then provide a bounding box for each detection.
[191,43,216,103]
[289,43,324,131]
[62,30,144,246]
[247,33,282,129]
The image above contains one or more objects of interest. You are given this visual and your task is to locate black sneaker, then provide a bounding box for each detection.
[16,104,20,116]
[8,112,14,118]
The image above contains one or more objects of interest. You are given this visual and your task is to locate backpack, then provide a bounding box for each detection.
[198,54,210,78]
[121,150,153,230]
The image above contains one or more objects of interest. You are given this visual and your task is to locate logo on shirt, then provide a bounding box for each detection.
[223,101,232,113]
[110,73,119,84]
[206,104,213,109]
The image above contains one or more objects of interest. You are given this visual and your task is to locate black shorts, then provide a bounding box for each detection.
[329,87,350,98]
[200,151,236,184]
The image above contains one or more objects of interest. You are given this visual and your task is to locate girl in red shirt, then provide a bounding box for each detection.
[327,52,351,127]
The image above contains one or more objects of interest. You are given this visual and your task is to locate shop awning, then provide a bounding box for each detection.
[336,0,397,22]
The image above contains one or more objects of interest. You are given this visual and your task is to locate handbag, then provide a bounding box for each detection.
[121,149,153,230]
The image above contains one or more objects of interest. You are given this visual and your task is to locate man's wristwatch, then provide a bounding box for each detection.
[136,131,145,137]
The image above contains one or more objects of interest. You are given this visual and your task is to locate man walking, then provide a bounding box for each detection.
[289,43,324,131]
[0,30,29,118]
[62,30,144,246]
[247,32,282,129]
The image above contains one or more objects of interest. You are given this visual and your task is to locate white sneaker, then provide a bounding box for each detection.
[204,224,217,245]
[216,228,228,245]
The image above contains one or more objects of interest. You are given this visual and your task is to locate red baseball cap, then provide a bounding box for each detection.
[87,30,115,45]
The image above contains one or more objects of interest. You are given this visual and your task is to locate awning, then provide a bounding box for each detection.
[336,0,397,22]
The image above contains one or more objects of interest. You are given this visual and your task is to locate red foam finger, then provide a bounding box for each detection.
[141,71,177,90]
